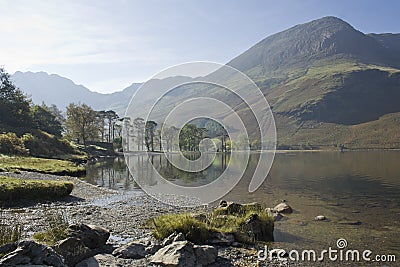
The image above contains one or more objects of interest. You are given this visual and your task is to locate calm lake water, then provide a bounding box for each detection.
[85,151,400,258]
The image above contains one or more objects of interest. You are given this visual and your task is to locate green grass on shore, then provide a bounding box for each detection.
[0,176,74,201]
[0,156,85,176]
[149,203,273,244]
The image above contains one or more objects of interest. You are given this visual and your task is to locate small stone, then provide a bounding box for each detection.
[314,215,326,221]
[219,200,228,207]
[273,202,293,214]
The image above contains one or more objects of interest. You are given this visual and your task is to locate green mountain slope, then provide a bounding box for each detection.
[227,16,400,149]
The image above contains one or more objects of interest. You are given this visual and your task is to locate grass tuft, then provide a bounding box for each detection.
[0,211,22,247]
[149,203,273,244]
[33,212,69,246]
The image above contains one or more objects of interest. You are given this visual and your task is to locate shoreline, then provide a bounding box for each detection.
[1,171,392,266]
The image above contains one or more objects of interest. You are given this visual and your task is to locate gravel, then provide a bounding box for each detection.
[0,171,301,266]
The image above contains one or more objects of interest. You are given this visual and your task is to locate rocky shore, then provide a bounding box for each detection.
[0,171,298,266]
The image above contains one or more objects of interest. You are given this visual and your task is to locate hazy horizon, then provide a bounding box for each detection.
[2,0,400,93]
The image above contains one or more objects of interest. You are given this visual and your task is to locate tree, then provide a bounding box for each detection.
[133,117,145,150]
[0,68,32,127]
[65,103,100,145]
[145,120,157,152]
[32,103,63,137]
[163,125,179,151]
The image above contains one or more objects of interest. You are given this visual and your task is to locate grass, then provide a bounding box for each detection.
[0,176,74,201]
[0,211,22,248]
[33,212,69,246]
[148,203,274,244]
[0,155,85,176]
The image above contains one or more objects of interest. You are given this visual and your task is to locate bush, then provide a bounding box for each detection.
[0,132,29,155]
[0,176,74,201]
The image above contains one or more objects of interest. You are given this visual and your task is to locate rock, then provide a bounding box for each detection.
[145,243,162,255]
[0,240,65,267]
[76,253,135,267]
[193,245,218,266]
[219,200,228,207]
[69,224,110,249]
[53,237,92,267]
[151,241,196,267]
[266,208,284,221]
[234,213,274,243]
[273,202,293,214]
[208,232,235,246]
[112,241,146,259]
[314,215,326,221]
[162,232,186,247]
[0,242,17,256]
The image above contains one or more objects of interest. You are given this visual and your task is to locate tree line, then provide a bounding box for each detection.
[1,67,262,153]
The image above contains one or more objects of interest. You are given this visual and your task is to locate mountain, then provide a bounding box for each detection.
[12,71,141,115]
[226,16,400,149]
[11,16,400,148]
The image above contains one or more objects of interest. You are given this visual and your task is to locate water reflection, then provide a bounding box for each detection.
[84,151,400,254]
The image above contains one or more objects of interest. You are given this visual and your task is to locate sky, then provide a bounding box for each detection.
[1,0,399,93]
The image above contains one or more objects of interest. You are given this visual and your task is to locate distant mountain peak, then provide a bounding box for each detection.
[228,16,395,75]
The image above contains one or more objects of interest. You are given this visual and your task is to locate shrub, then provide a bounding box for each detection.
[0,132,29,155]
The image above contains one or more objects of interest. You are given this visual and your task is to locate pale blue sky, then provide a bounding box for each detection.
[1,0,399,93]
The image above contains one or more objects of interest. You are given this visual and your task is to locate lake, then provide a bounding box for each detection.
[85,151,400,258]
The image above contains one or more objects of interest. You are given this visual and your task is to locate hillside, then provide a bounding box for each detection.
[226,16,400,149]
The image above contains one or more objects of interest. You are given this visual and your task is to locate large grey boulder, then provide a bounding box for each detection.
[151,241,195,267]
[161,232,186,247]
[112,241,146,259]
[53,237,92,267]
[151,240,217,267]
[0,240,65,267]
[69,224,110,249]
